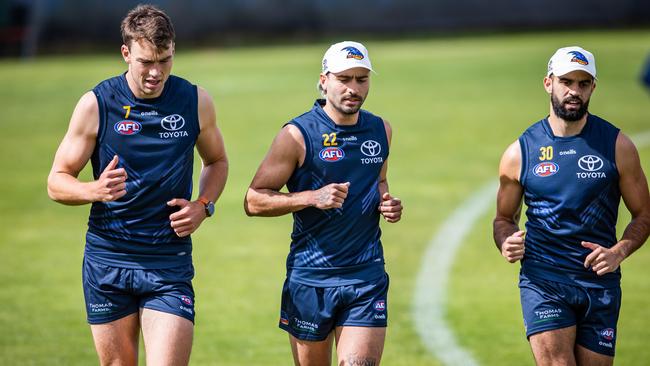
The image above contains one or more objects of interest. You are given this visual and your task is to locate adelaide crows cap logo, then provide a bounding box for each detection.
[343,46,364,60]
[568,51,588,65]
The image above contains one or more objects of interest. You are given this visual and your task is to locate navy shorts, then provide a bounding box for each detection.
[519,273,621,356]
[279,273,389,341]
[82,256,196,325]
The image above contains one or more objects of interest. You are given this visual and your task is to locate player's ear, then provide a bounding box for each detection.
[543,76,553,94]
[319,73,328,95]
[121,44,130,63]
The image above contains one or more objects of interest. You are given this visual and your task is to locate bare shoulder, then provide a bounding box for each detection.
[381,118,392,143]
[196,86,213,106]
[196,86,217,130]
[616,132,641,172]
[76,91,99,116]
[279,123,303,144]
[69,91,99,135]
[616,132,637,154]
[499,140,522,181]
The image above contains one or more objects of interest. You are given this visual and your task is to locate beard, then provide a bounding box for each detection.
[551,93,589,122]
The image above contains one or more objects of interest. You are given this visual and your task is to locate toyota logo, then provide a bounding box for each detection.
[360,140,381,157]
[161,114,185,131]
[578,155,603,172]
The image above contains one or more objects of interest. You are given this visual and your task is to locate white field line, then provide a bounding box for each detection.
[412,131,649,366]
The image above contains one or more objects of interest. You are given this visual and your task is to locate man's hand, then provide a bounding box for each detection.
[582,241,624,276]
[312,182,350,209]
[501,230,525,263]
[167,199,206,237]
[92,155,127,202]
[379,192,402,223]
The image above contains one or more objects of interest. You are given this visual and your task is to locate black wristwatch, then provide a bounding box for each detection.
[198,197,215,217]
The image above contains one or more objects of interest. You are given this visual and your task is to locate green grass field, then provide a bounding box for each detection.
[1,29,649,365]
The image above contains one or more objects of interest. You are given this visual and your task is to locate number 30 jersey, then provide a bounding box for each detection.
[518,114,621,288]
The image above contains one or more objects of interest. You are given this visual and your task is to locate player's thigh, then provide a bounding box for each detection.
[289,332,334,366]
[575,286,620,358]
[90,312,140,366]
[575,344,613,366]
[279,279,338,341]
[529,326,577,366]
[140,308,193,366]
[335,326,386,365]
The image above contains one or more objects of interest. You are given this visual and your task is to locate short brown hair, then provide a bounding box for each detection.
[121,4,175,50]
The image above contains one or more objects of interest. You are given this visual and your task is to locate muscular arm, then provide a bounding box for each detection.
[47,91,127,205]
[244,124,349,216]
[378,119,402,223]
[614,133,650,257]
[195,87,229,203]
[167,87,229,237]
[583,133,650,274]
[493,140,526,262]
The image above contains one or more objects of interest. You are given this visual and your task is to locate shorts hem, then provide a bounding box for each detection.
[576,340,615,357]
[87,309,139,325]
[526,322,576,339]
[279,323,328,341]
[335,321,387,328]
[142,305,195,324]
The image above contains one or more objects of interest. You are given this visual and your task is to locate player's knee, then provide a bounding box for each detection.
[339,354,379,366]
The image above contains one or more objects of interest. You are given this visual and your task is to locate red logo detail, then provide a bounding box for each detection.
[114,120,141,135]
[319,147,345,162]
[374,300,386,312]
[180,295,193,306]
[533,162,559,177]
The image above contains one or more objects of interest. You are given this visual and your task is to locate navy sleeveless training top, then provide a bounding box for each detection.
[519,114,621,288]
[285,99,389,287]
[85,73,199,269]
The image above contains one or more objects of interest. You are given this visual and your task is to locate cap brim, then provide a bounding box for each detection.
[326,65,375,74]
[549,66,596,79]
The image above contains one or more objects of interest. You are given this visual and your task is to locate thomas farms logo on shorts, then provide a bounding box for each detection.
[114,120,141,135]
[88,302,115,313]
[319,147,345,162]
[292,318,319,334]
[533,162,559,177]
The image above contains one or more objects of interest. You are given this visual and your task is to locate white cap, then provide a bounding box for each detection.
[547,46,596,79]
[321,41,373,74]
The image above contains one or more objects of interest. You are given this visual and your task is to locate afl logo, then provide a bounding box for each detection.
[114,120,141,135]
[360,140,381,157]
[578,155,603,172]
[533,162,559,177]
[600,328,615,341]
[374,300,386,312]
[319,147,345,162]
[161,114,185,131]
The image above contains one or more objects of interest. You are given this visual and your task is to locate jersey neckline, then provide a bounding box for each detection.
[541,114,592,141]
[313,99,363,129]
